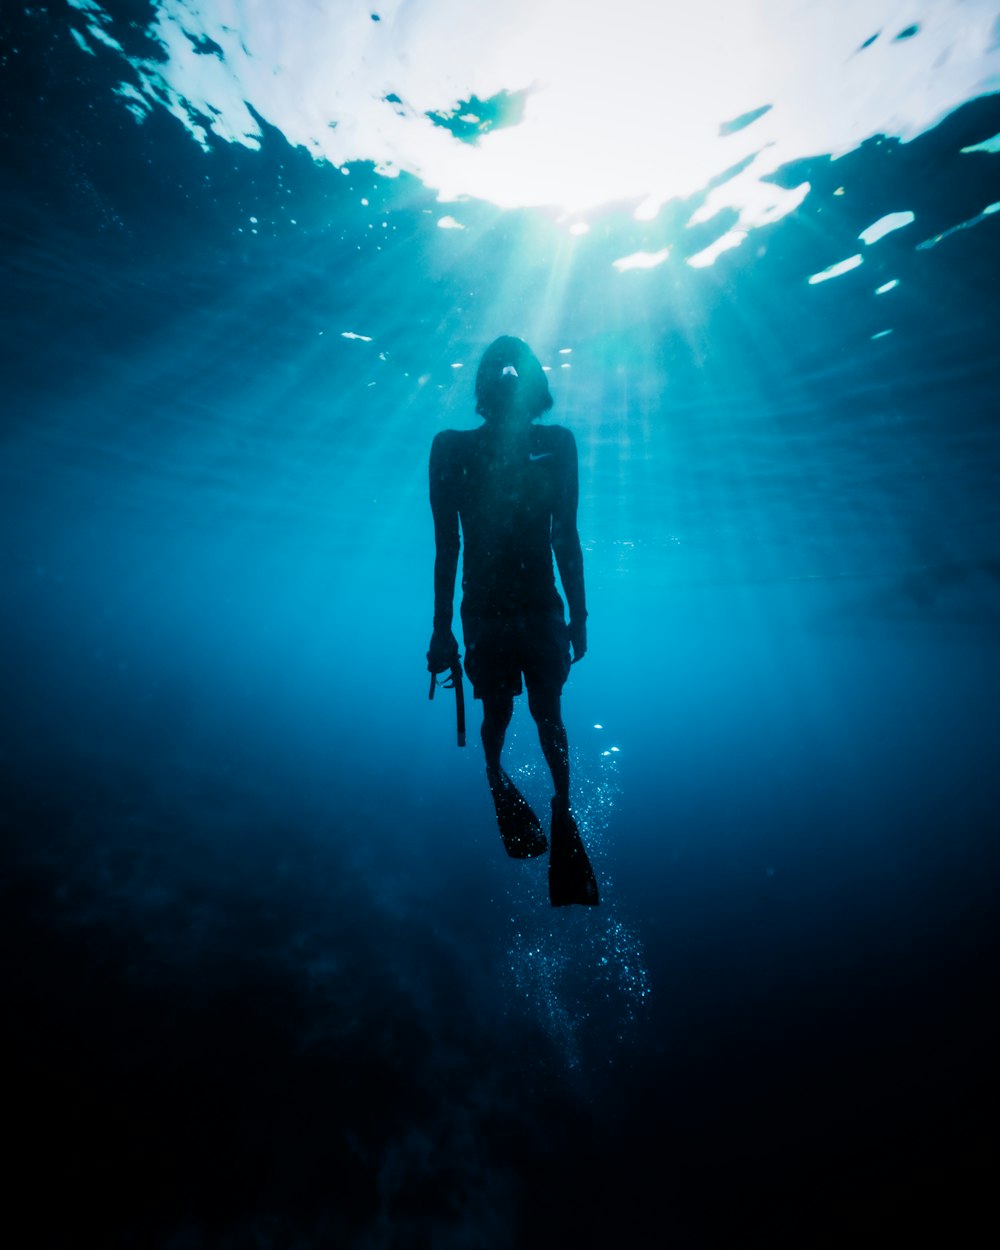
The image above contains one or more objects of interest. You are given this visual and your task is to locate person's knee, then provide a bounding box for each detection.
[528,689,562,728]
[483,695,514,730]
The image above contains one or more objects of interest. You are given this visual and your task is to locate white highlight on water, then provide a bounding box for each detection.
[70,0,1000,261]
[961,132,1000,154]
[859,211,915,244]
[687,228,749,269]
[612,248,671,273]
[808,254,864,284]
[916,201,1000,250]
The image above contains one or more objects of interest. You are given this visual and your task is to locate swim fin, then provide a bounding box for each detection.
[488,768,548,859]
[548,797,599,907]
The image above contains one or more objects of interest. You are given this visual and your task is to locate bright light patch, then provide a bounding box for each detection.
[69,27,95,55]
[341,331,373,342]
[68,0,123,51]
[917,201,1000,249]
[687,229,748,269]
[859,211,915,244]
[114,83,152,122]
[961,132,1000,153]
[75,0,1000,247]
[876,279,900,293]
[568,222,590,235]
[612,248,671,273]
[84,21,123,52]
[437,215,464,229]
[634,196,662,222]
[808,254,863,284]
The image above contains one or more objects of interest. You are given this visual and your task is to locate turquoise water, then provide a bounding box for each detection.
[3,4,999,1245]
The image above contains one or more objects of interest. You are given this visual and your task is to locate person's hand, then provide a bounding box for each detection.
[427,628,460,675]
[568,617,587,663]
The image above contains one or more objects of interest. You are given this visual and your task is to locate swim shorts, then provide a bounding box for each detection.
[461,612,572,701]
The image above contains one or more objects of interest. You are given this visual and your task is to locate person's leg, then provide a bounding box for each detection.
[527,688,569,803]
[524,626,598,904]
[531,687,599,905]
[464,617,516,783]
[481,692,514,783]
[522,614,573,804]
[481,691,547,857]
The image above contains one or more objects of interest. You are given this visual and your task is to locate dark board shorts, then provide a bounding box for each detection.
[461,612,571,701]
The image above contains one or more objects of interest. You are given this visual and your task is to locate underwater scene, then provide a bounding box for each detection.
[3,2,999,1245]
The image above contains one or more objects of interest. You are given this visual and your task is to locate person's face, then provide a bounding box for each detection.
[491,363,532,425]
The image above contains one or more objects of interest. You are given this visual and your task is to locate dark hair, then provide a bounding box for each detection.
[475,336,553,421]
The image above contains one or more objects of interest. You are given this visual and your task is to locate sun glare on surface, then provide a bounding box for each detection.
[69,0,1000,260]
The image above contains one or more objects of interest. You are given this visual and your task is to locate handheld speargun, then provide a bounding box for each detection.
[428,662,466,748]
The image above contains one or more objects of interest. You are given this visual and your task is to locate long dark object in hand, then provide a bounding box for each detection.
[453,663,465,747]
[428,663,466,748]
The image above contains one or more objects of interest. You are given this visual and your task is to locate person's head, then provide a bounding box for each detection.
[475,336,553,425]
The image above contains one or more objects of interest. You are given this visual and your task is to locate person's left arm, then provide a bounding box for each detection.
[428,431,461,673]
[551,427,587,661]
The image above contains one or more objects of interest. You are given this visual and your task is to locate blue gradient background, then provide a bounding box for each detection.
[2,6,998,1245]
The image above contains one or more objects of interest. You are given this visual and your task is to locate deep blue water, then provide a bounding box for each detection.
[3,5,999,1246]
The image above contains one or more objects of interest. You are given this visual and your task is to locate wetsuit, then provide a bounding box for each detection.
[430,421,586,699]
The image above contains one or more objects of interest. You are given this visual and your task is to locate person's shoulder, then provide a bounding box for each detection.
[533,423,577,454]
[536,421,575,440]
[430,427,472,457]
[431,427,481,478]
[432,427,480,446]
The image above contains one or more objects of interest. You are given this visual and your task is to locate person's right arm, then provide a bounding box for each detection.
[551,427,587,662]
[428,431,461,673]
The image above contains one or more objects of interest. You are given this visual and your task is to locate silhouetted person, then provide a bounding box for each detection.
[428,336,598,906]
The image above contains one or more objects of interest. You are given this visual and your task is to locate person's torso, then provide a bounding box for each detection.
[451,424,566,618]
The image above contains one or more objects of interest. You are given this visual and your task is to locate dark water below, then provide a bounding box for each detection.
[2,5,999,1246]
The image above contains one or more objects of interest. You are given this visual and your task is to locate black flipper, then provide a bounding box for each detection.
[548,798,599,907]
[488,769,548,859]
